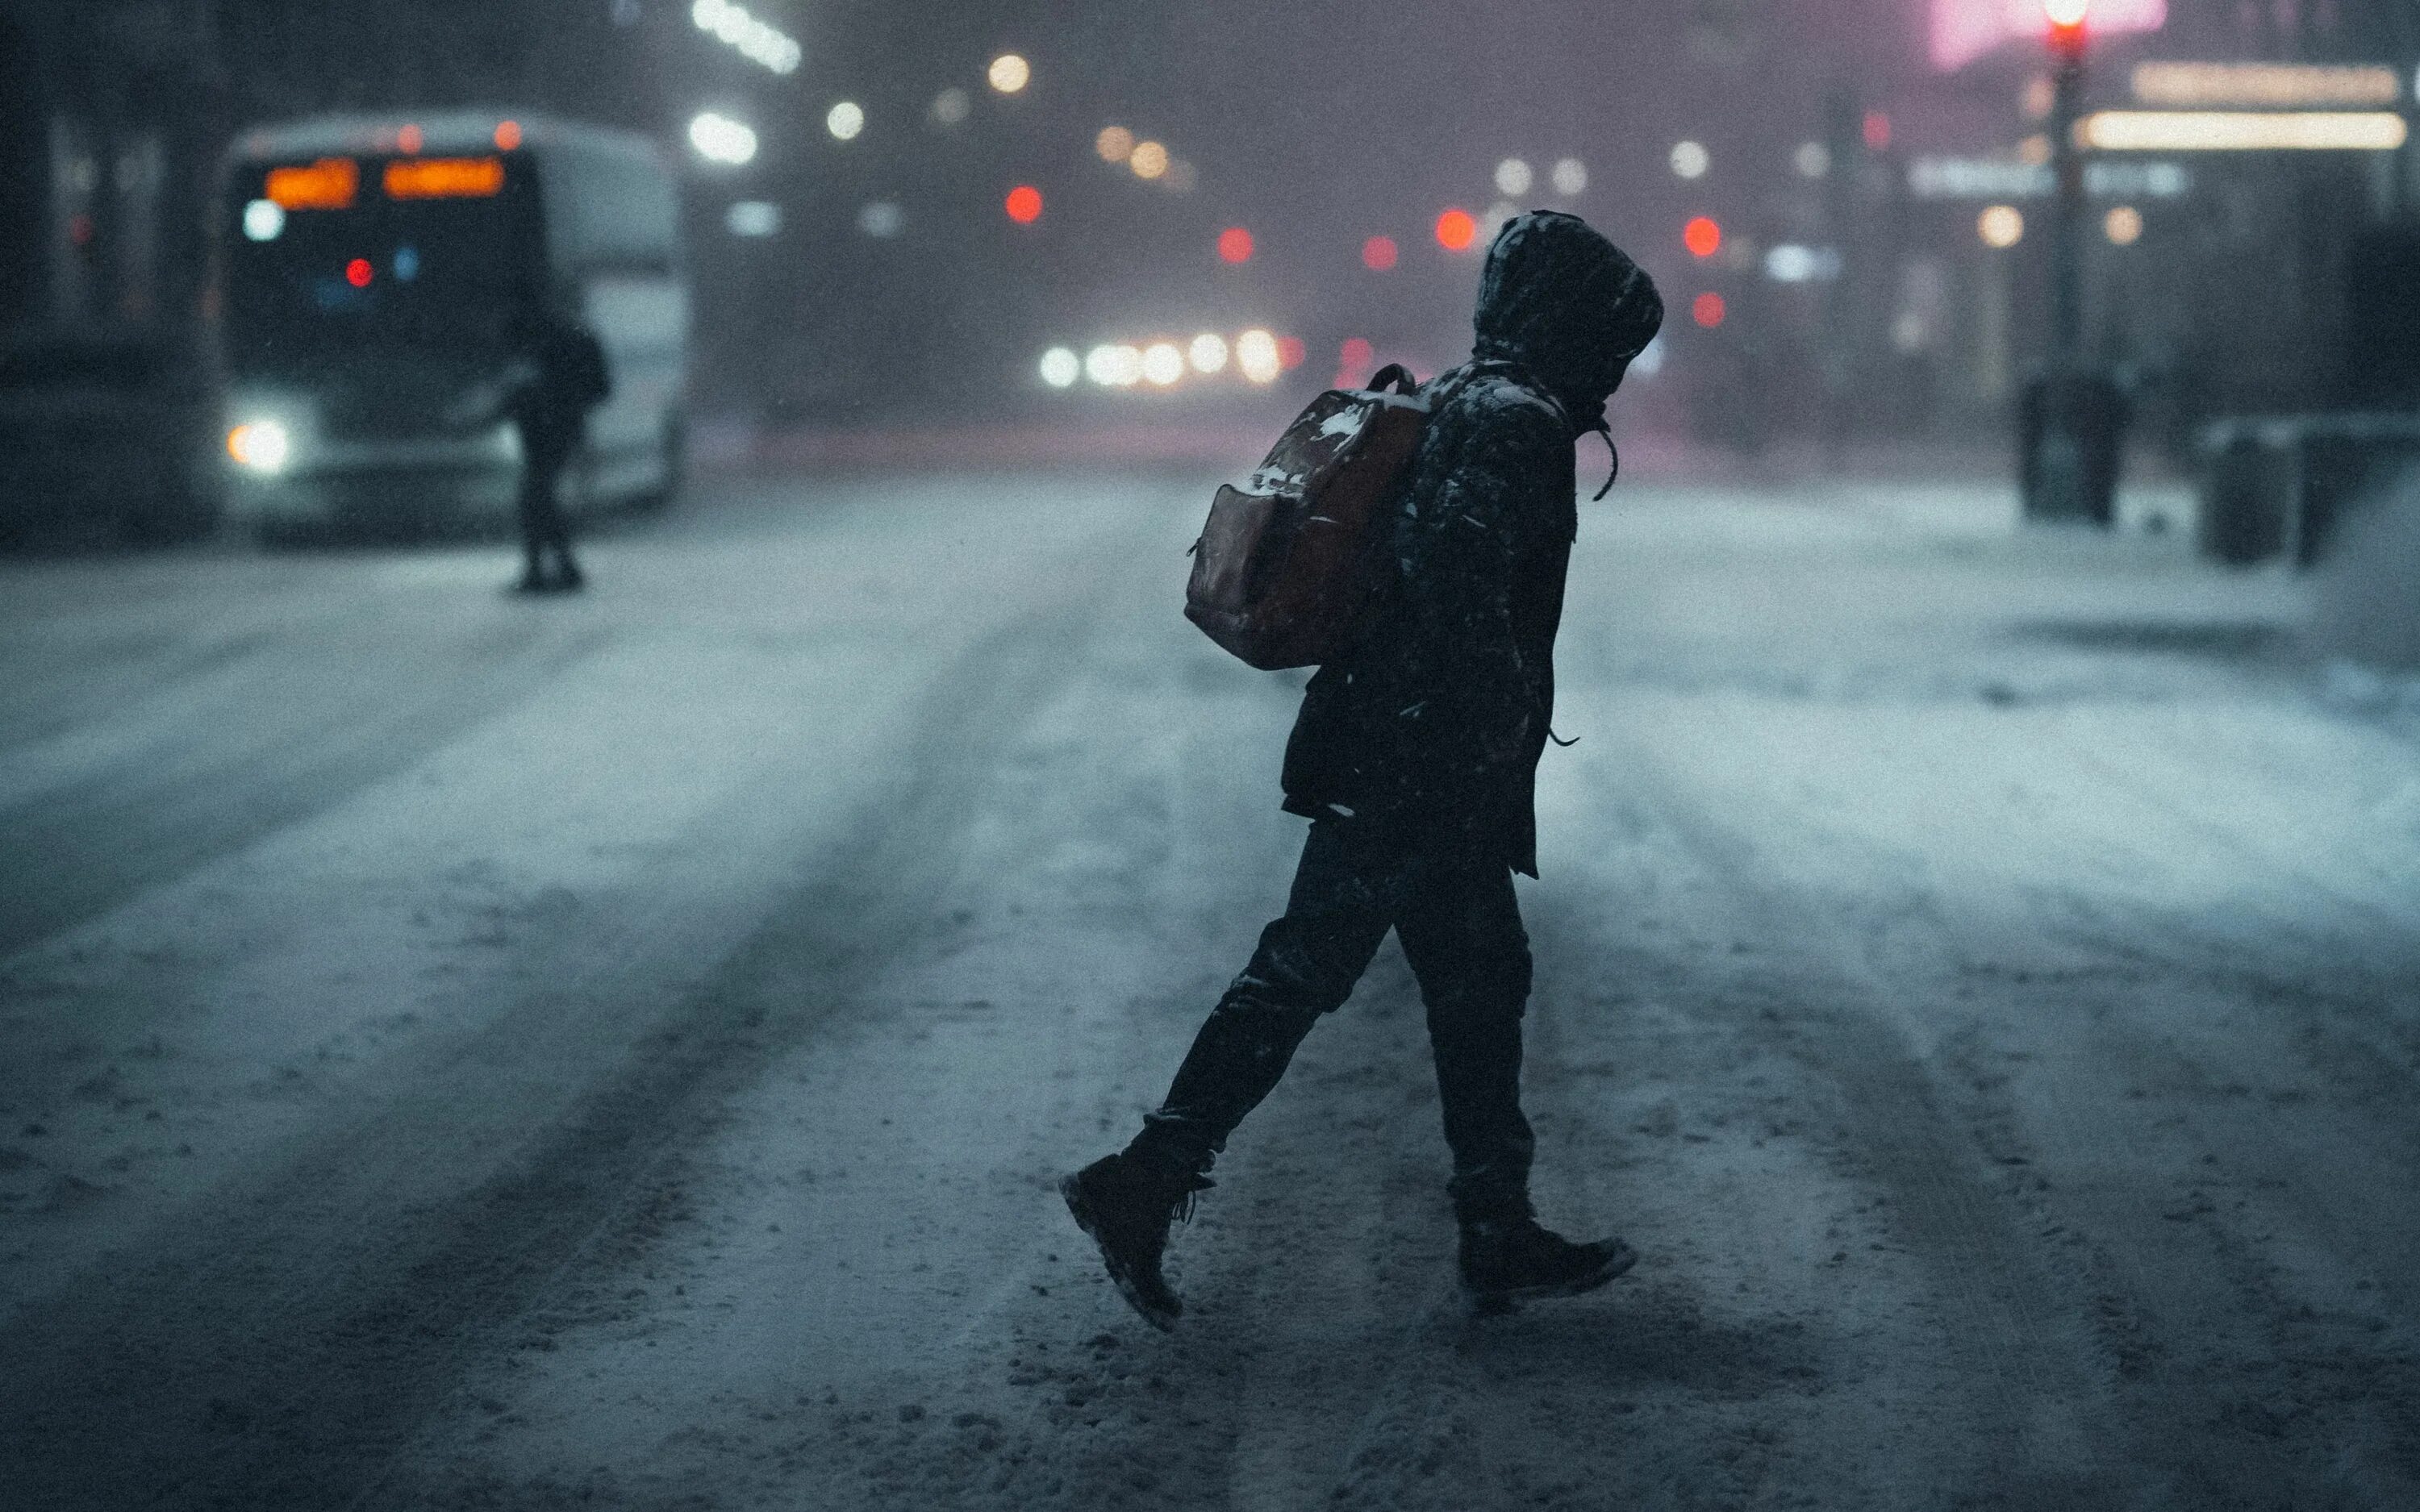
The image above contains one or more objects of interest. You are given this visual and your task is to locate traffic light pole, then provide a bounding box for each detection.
[2021,15,2123,525]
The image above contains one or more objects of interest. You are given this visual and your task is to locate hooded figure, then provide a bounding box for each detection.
[1062,213,1663,1331]
[1283,210,1663,877]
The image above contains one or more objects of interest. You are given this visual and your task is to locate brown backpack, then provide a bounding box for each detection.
[1184,364,1428,670]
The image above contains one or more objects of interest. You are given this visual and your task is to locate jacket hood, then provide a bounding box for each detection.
[1471,211,1663,431]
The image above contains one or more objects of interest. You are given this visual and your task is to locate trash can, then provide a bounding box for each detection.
[2197,414,2420,567]
[2019,369,2126,525]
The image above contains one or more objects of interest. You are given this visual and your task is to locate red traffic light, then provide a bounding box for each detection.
[1003,184,1044,223]
[1683,216,1721,258]
[1217,227,1254,264]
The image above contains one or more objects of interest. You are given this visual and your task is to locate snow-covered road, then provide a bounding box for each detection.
[2,471,2414,1510]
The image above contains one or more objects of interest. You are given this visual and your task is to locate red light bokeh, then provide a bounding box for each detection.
[1003,185,1044,223]
[1684,216,1722,258]
[1276,335,1306,371]
[1216,227,1254,264]
[398,124,424,155]
[1433,209,1477,252]
[1692,291,1725,327]
[344,257,373,288]
[1361,235,1398,271]
[1863,110,1892,151]
[494,120,523,151]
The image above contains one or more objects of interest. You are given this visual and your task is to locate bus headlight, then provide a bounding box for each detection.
[226,419,293,473]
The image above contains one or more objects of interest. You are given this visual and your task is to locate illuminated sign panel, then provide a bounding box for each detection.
[2080,110,2409,152]
[383,156,507,200]
[264,158,359,210]
[1930,0,2166,72]
[2131,62,2399,108]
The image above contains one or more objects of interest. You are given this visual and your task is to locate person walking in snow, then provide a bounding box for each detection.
[501,302,610,594]
[1062,211,1664,1327]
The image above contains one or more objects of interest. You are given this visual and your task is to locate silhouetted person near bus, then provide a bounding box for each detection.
[1062,212,1663,1328]
[503,304,610,594]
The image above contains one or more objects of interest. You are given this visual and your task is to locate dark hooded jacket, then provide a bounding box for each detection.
[1279,212,1662,875]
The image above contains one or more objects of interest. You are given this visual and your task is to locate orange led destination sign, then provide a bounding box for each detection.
[264,157,359,210]
[383,156,506,201]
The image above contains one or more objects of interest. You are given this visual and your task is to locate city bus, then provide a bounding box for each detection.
[215,111,686,538]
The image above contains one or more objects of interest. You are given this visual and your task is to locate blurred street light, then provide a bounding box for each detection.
[1550,157,1588,195]
[1670,140,1709,179]
[1095,127,1134,163]
[827,102,865,141]
[690,0,800,75]
[1188,333,1229,373]
[1039,348,1080,388]
[688,112,759,165]
[2104,204,2143,244]
[1793,142,1830,177]
[725,200,780,236]
[1236,329,1281,383]
[1003,185,1044,223]
[1216,227,1254,264]
[931,89,971,126]
[1684,216,1722,257]
[857,202,903,238]
[1979,203,2025,246]
[1129,141,1170,180]
[1361,235,1399,270]
[988,54,1030,94]
[1141,343,1185,386]
[1434,208,1478,251]
[1692,292,1725,327]
[1495,158,1533,196]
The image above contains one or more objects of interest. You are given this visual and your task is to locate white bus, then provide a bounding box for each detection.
[215,111,686,538]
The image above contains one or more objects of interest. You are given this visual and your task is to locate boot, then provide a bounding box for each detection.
[1060,1152,1211,1332]
[1458,1210,1637,1312]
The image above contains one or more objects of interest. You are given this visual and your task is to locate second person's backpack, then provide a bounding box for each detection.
[1184,363,1427,670]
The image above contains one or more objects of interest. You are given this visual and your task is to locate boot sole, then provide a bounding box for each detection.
[1059,1173,1180,1333]
[1463,1238,1638,1314]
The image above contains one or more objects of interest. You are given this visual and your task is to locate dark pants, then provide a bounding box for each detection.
[1125,815,1537,1219]
[516,422,580,584]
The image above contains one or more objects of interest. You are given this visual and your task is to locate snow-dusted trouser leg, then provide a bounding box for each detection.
[1394,856,1536,1223]
[1124,816,1534,1211]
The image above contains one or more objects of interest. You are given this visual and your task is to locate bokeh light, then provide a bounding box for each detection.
[930,88,971,126]
[1004,184,1044,223]
[1086,344,1143,386]
[1361,235,1399,271]
[1038,347,1080,388]
[1550,157,1588,195]
[1095,126,1134,163]
[397,124,424,154]
[1793,141,1830,177]
[1434,208,1478,251]
[1276,335,1306,371]
[1188,333,1229,374]
[1217,227,1254,264]
[1670,140,1709,179]
[2105,204,2144,245]
[826,102,864,141]
[1863,110,1892,150]
[1129,141,1170,180]
[1141,343,1186,386]
[988,54,1030,93]
[856,201,903,238]
[1692,291,1726,327]
[494,120,523,151]
[1494,158,1533,196]
[1978,203,2025,248]
[1236,329,1281,384]
[1337,336,1376,388]
[688,112,758,165]
[1684,215,1722,258]
[344,257,373,288]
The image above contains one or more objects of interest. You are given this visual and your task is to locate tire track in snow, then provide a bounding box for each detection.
[0,571,1117,1511]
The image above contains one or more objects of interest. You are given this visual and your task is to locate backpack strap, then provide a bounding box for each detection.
[1589,421,1618,501]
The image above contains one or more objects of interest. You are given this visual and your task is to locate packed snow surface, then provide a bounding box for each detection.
[1,471,2414,1510]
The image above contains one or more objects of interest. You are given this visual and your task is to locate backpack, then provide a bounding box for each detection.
[1184,363,1428,670]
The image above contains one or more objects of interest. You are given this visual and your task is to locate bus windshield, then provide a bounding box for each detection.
[223,154,540,372]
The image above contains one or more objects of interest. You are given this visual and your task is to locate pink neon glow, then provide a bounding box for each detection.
[1929,0,2165,72]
